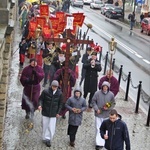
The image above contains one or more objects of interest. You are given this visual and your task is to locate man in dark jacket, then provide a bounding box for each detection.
[38,80,63,147]
[65,87,87,147]
[83,51,102,111]
[100,109,130,150]
[79,47,92,86]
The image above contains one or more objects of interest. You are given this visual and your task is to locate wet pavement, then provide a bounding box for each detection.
[2,11,150,150]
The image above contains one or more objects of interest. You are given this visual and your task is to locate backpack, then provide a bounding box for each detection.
[128,14,131,19]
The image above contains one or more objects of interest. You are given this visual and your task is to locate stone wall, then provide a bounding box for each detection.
[0,0,15,149]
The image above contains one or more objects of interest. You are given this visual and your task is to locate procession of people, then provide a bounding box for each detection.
[18,1,130,149]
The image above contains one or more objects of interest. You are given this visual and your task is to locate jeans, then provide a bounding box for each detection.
[130,21,135,30]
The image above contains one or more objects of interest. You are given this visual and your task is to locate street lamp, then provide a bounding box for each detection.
[108,37,117,82]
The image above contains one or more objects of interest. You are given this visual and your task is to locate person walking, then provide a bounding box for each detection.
[91,81,115,150]
[100,109,131,150]
[128,12,136,30]
[53,64,76,119]
[65,87,87,147]
[98,69,119,97]
[19,37,28,68]
[79,47,92,86]
[38,80,63,147]
[140,13,144,23]
[83,51,102,111]
[42,42,55,87]
[20,58,44,120]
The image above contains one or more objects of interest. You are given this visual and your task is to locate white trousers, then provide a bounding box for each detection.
[42,116,56,141]
[95,117,105,146]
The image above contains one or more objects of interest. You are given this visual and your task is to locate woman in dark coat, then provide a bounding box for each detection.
[20,58,44,119]
[83,52,102,110]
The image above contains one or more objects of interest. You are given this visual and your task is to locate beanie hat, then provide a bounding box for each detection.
[51,80,59,87]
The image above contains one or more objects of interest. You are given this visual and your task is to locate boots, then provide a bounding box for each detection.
[25,111,30,119]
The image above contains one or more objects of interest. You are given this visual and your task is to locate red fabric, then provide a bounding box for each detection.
[75,64,79,79]
[36,50,43,67]
[20,54,25,63]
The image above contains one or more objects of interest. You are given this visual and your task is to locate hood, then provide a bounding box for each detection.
[101,81,110,90]
[74,86,82,97]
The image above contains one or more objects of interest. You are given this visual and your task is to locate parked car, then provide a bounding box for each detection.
[90,0,104,9]
[101,3,114,15]
[141,18,150,36]
[71,0,84,7]
[83,0,92,4]
[105,7,123,19]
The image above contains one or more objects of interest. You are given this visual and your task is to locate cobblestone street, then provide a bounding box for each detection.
[2,10,150,150]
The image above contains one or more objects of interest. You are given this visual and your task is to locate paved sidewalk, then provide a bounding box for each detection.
[2,8,150,150]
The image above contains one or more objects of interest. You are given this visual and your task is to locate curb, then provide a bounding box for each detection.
[105,18,150,43]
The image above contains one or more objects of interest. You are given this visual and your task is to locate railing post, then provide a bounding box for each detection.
[103,52,108,75]
[99,47,102,63]
[112,58,115,70]
[135,81,142,113]
[118,65,123,86]
[125,72,131,101]
[146,103,150,127]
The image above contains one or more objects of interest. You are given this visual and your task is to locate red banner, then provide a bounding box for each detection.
[56,12,65,22]
[57,21,66,33]
[36,17,46,29]
[29,21,37,32]
[49,17,59,31]
[42,25,51,38]
[72,13,84,27]
[78,15,85,27]
[40,5,49,16]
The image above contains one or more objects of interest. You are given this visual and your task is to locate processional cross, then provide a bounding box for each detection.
[44,28,93,102]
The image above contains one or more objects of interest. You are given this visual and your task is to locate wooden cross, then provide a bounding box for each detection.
[44,29,93,102]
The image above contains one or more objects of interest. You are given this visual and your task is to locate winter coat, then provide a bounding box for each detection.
[20,65,44,111]
[98,76,119,97]
[65,87,87,126]
[100,116,130,150]
[92,81,115,118]
[83,59,102,93]
[39,87,63,117]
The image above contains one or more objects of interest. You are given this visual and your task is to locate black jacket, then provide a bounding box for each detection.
[100,116,130,150]
[39,87,63,117]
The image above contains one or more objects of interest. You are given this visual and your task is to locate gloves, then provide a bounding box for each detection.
[25,78,33,84]
[32,69,37,75]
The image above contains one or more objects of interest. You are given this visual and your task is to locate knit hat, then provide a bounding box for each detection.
[51,80,59,87]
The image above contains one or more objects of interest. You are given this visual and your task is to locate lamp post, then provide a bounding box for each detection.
[108,37,117,82]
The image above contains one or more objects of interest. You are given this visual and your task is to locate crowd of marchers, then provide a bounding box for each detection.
[18,1,131,150]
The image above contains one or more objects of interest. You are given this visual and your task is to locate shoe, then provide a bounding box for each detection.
[45,140,51,147]
[70,142,75,147]
[25,112,30,119]
[25,114,29,119]
[95,145,103,150]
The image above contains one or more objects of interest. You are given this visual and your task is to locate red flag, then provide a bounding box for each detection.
[40,5,49,16]
[36,17,46,29]
[56,12,65,22]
